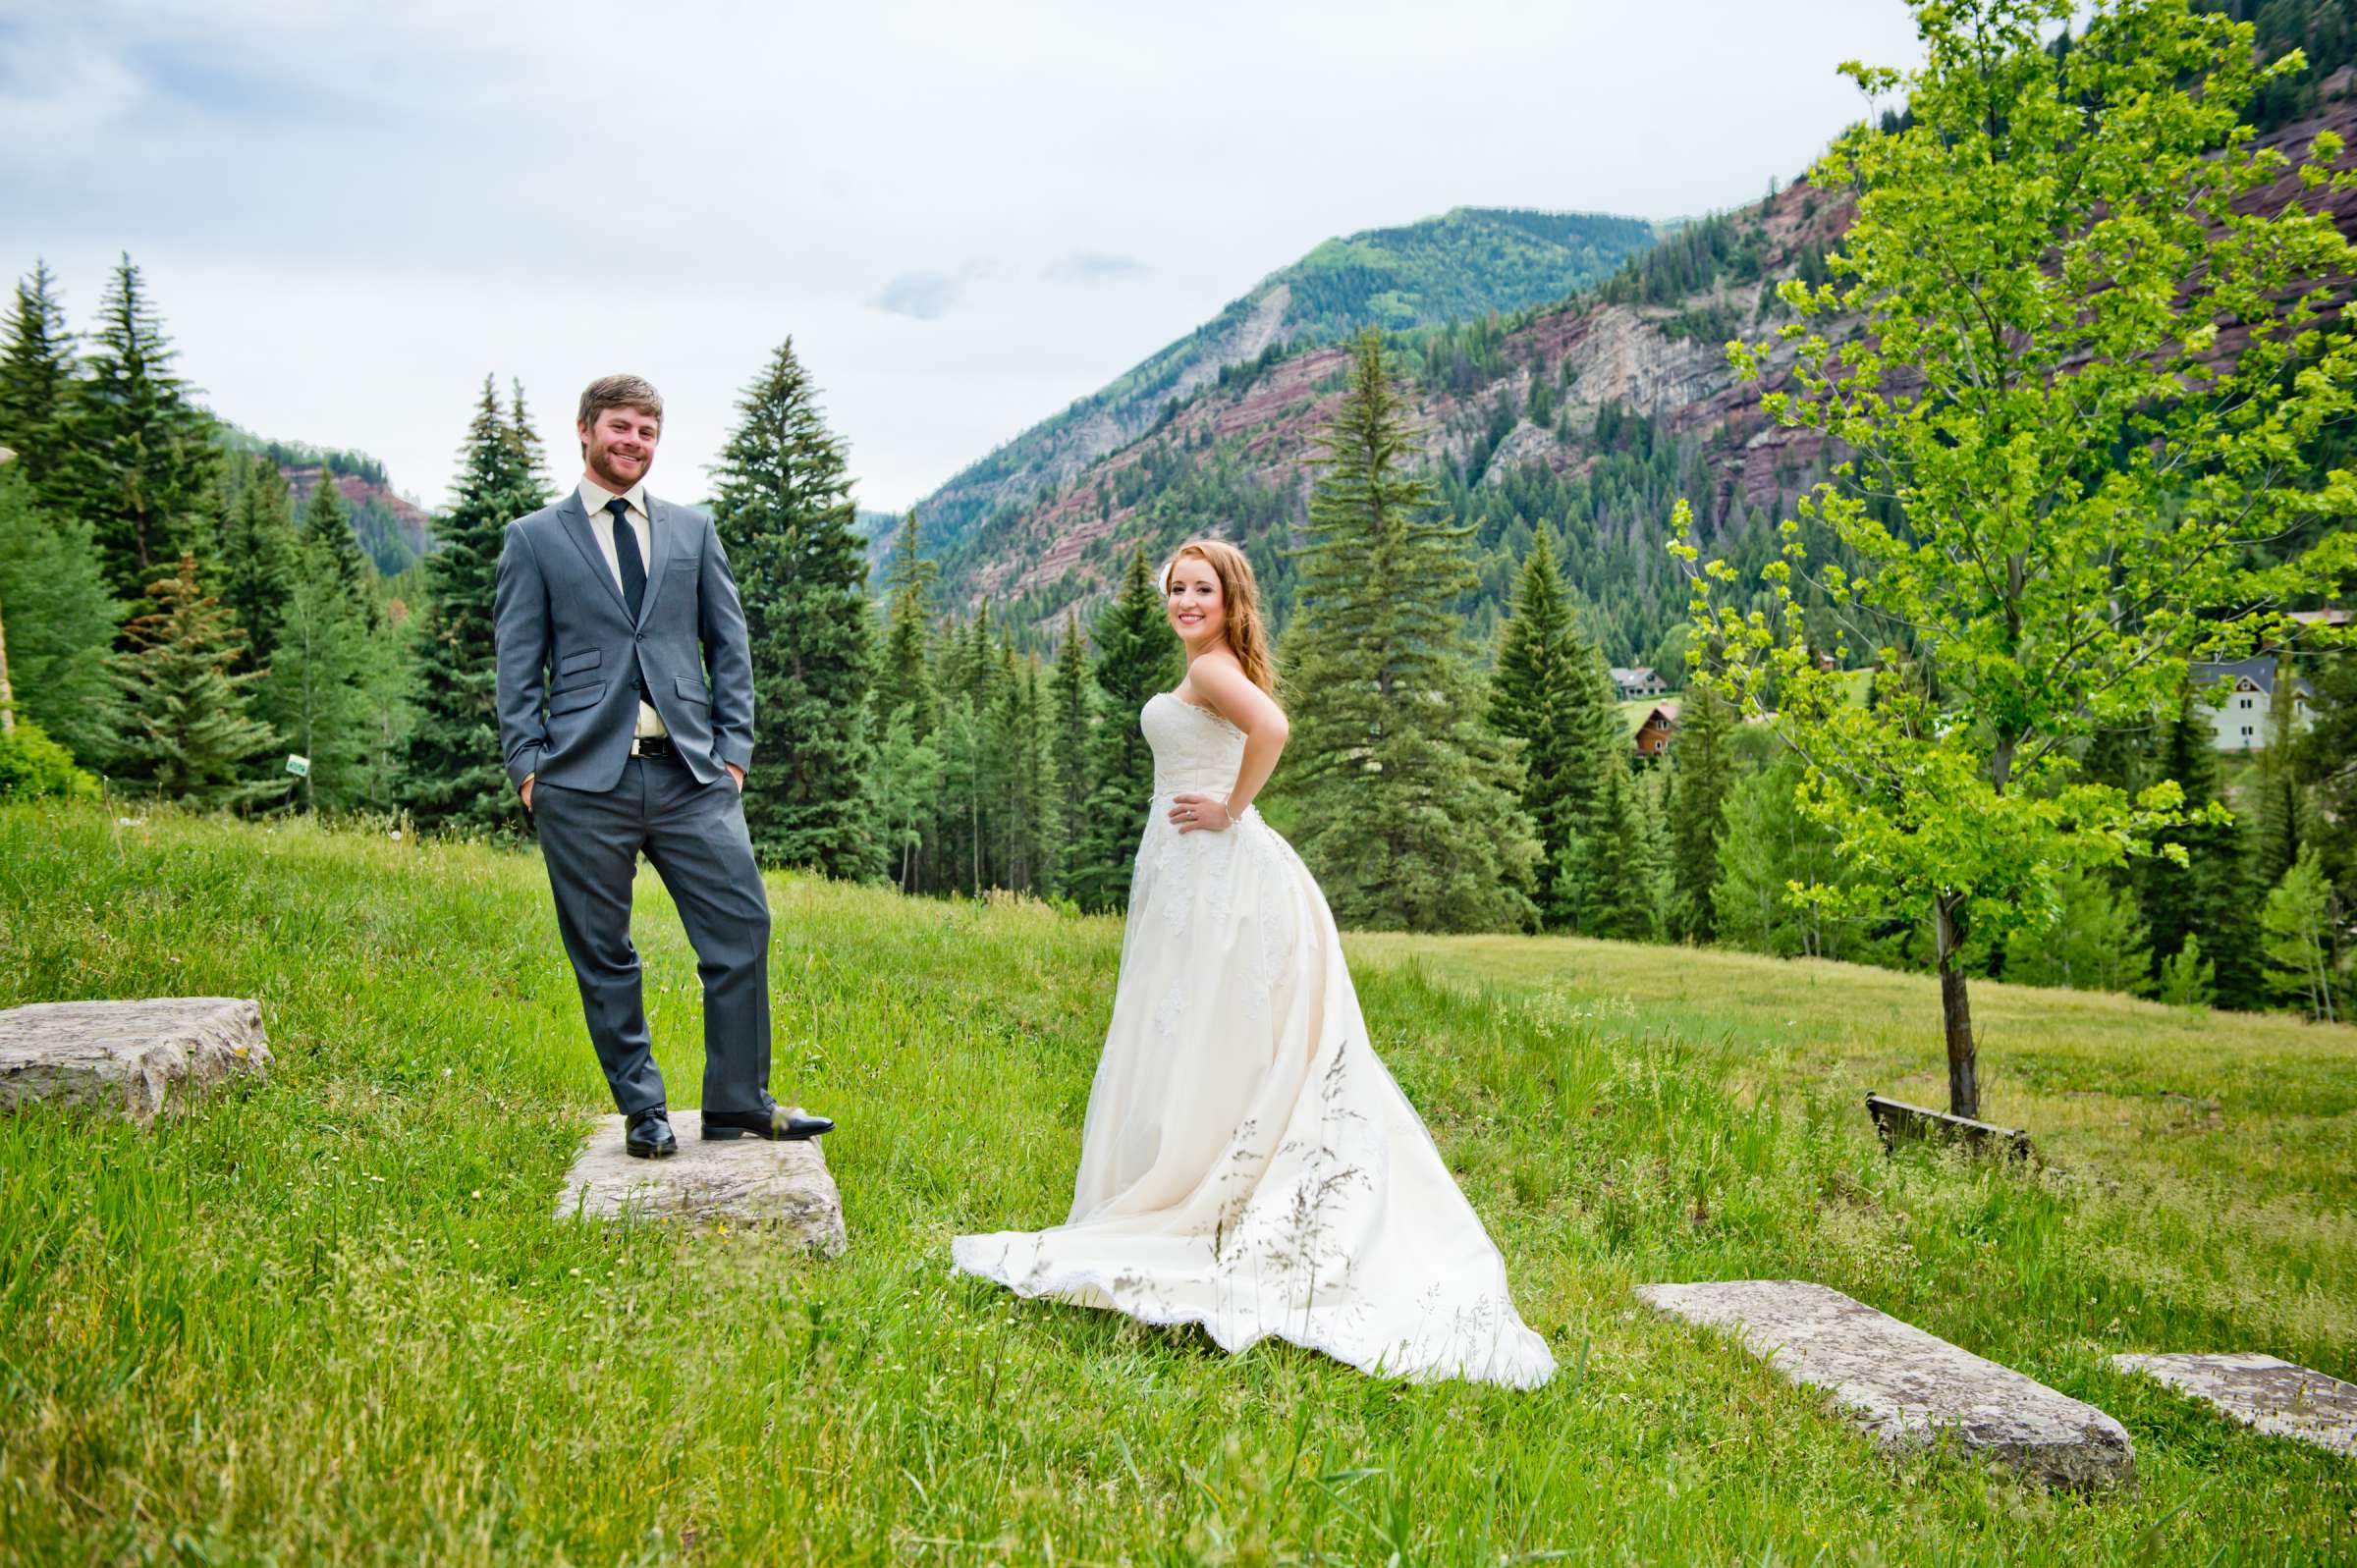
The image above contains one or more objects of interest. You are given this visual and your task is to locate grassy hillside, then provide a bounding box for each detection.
[2,804,2352,1564]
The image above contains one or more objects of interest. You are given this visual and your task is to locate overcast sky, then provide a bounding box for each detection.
[1,1,1923,513]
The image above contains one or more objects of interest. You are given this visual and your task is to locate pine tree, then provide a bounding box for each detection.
[214,455,301,672]
[1664,681,1737,941]
[1713,751,1893,963]
[2000,868,2154,996]
[0,460,121,766]
[710,339,883,880]
[2141,687,2267,1009]
[1047,611,1092,898]
[400,378,547,834]
[2262,846,2341,1023]
[1069,548,1178,912]
[109,555,285,810]
[262,535,377,813]
[301,466,373,622]
[67,256,220,601]
[0,261,79,514]
[1576,751,1664,941]
[1487,531,1615,929]
[986,645,1053,893]
[1286,329,1537,932]
[873,511,939,741]
[2251,656,2312,892]
[2156,933,2217,1009]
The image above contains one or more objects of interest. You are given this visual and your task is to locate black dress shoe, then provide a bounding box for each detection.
[700,1100,834,1142]
[625,1107,678,1160]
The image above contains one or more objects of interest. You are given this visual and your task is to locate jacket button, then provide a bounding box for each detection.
[633,632,644,642]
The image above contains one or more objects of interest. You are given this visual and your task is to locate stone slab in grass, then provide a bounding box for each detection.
[1636,1279,2134,1487]
[2113,1353,2357,1457]
[556,1109,848,1257]
[0,998,271,1124]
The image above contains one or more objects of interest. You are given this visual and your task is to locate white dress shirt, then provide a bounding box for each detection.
[576,475,668,739]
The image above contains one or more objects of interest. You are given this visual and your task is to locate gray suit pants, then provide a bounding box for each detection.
[531,755,772,1115]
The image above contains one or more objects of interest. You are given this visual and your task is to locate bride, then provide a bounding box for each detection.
[952,538,1554,1388]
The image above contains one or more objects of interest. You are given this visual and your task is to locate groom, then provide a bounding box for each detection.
[494,373,831,1158]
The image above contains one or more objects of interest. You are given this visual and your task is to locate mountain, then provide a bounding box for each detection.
[927,86,2357,671]
[901,207,1660,561]
[218,427,434,575]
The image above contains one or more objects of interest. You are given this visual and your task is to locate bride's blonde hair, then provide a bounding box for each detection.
[1163,538,1278,696]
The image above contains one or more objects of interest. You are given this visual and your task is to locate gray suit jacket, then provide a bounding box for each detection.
[493,488,755,793]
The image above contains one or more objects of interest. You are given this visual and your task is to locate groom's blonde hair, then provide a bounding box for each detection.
[1164,538,1278,697]
[576,374,664,457]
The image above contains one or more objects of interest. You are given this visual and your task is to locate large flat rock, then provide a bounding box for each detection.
[1636,1279,2134,1487]
[556,1109,848,1257]
[0,998,271,1123]
[2113,1352,2357,1457]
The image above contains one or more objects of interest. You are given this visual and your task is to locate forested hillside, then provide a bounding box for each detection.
[928,78,2357,673]
[901,207,1659,558]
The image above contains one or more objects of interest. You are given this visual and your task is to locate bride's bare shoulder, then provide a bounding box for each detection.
[1189,652,1285,726]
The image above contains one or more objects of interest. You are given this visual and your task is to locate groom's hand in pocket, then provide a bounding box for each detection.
[726,763,744,792]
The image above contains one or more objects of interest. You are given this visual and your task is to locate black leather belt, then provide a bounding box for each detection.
[630,734,676,759]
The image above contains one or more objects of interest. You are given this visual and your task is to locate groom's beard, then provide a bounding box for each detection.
[589,442,653,494]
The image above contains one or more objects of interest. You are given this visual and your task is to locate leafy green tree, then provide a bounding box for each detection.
[0,720,97,801]
[1047,611,1092,898]
[710,339,883,880]
[2262,845,2342,1022]
[262,536,377,813]
[109,555,285,810]
[2156,933,2218,1008]
[2000,868,2155,996]
[214,455,301,672]
[1287,329,1538,932]
[1487,530,1615,928]
[1664,682,1738,941]
[871,705,942,892]
[67,255,222,602]
[1712,751,1898,963]
[401,378,548,835]
[0,461,120,765]
[0,260,80,513]
[1069,548,1178,913]
[1676,0,2357,1115]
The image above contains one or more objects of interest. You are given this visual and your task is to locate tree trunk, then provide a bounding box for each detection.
[1935,891,1979,1118]
[0,593,14,736]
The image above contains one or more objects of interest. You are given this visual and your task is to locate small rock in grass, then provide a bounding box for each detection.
[2113,1352,2357,1457]
[0,998,271,1124]
[1636,1278,2134,1487]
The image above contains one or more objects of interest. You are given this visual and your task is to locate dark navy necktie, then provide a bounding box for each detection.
[607,496,646,622]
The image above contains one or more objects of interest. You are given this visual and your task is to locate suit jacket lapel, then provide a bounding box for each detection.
[557,488,630,618]
[634,497,677,629]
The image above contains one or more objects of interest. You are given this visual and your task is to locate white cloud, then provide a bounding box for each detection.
[0,0,1924,511]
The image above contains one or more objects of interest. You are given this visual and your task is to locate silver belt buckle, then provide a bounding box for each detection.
[630,736,645,757]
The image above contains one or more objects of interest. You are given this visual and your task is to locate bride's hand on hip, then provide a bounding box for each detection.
[1169,793,1233,834]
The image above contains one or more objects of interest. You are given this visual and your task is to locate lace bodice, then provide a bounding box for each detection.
[1143,691,1248,800]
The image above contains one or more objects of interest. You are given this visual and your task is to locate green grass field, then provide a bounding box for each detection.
[1,802,2352,1565]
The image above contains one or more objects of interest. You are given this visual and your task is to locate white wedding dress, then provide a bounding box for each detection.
[952,692,1554,1387]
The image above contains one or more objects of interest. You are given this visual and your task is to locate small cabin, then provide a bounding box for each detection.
[1633,700,1681,759]
[2188,656,2315,752]
[1611,665,1670,701]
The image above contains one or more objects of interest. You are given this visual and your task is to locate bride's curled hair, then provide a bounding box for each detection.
[1163,537,1278,696]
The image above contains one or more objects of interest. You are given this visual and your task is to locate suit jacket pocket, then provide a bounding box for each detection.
[548,681,606,717]
[557,648,602,676]
[665,554,698,573]
[673,675,711,708]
